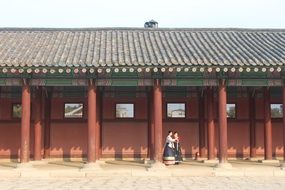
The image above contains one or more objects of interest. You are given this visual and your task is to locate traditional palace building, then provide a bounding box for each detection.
[0,28,285,167]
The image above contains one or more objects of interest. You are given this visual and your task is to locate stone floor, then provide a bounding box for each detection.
[0,176,285,190]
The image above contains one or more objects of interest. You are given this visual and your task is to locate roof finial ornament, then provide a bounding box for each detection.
[144,20,158,28]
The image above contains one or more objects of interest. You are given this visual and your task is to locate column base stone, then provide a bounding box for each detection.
[144,159,155,165]
[259,159,280,164]
[96,160,106,164]
[31,160,48,165]
[247,157,259,161]
[16,162,34,170]
[81,162,102,171]
[203,159,219,164]
[196,157,207,161]
[280,162,285,169]
[147,161,166,171]
[215,162,233,169]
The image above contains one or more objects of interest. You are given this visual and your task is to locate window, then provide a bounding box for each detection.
[12,104,22,118]
[64,103,83,118]
[271,104,283,118]
[116,103,134,118]
[226,104,236,118]
[167,103,186,118]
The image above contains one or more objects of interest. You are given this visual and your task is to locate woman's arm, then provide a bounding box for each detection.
[167,136,176,142]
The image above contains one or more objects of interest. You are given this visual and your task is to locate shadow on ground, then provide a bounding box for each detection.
[0,158,282,170]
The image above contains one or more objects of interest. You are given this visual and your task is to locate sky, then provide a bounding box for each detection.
[0,0,284,28]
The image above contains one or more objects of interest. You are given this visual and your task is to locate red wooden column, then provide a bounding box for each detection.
[43,89,51,158]
[87,79,97,163]
[264,87,272,160]
[148,90,155,160]
[249,90,256,159]
[199,90,206,158]
[34,87,43,161]
[153,79,163,162]
[20,80,31,163]
[95,87,101,160]
[207,87,215,160]
[282,84,285,167]
[218,79,229,164]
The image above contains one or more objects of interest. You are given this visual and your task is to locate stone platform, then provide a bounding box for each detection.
[0,159,284,178]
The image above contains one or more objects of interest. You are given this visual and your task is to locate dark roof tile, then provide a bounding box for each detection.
[0,28,284,68]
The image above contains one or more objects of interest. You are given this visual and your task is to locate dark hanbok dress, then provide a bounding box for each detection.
[174,137,183,164]
[163,135,175,165]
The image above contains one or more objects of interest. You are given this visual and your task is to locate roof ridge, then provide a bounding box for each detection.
[0,27,285,32]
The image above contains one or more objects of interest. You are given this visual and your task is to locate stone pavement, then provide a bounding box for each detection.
[0,176,285,190]
[0,159,284,189]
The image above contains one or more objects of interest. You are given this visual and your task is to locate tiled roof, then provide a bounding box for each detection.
[0,28,285,68]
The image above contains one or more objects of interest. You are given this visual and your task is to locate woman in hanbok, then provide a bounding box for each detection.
[174,131,183,164]
[163,131,176,165]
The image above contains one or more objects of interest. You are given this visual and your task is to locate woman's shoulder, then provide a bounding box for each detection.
[166,135,172,139]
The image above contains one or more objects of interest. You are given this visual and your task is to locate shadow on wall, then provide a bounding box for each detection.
[101,97,149,159]
[102,122,148,159]
[0,121,284,159]
[102,147,147,159]
[49,122,87,158]
[163,122,199,158]
[0,123,22,159]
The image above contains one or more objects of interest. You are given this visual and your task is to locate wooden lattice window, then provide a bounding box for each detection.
[64,103,84,118]
[116,103,134,118]
[167,103,186,118]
